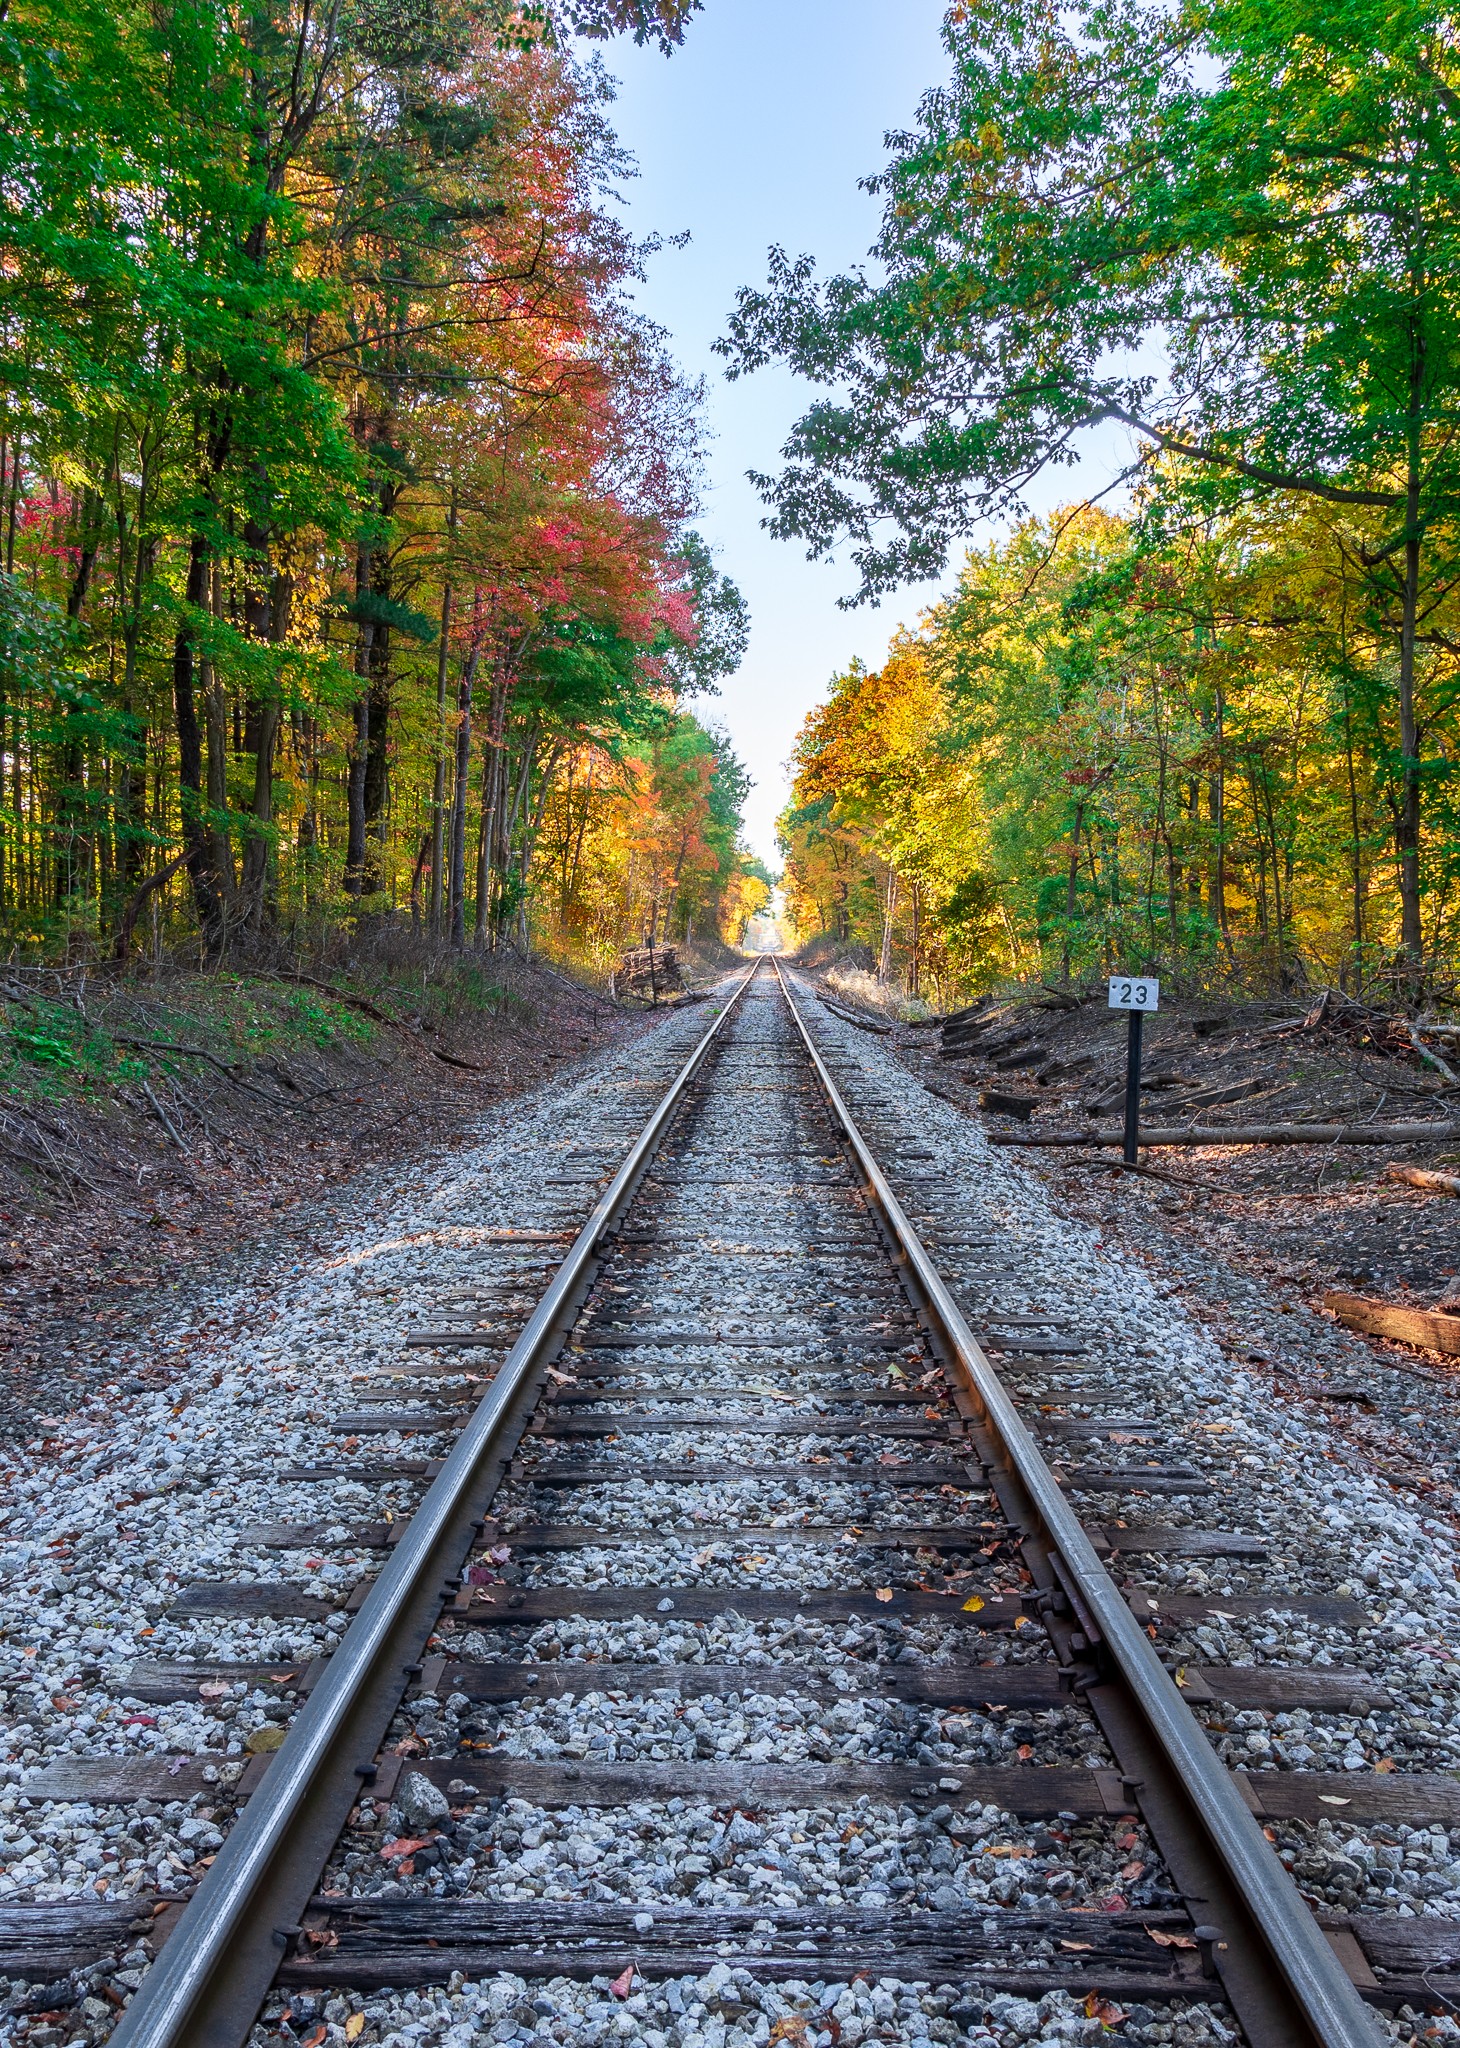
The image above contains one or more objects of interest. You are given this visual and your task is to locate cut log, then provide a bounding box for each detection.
[941,1021,1033,1057]
[1036,1052,1094,1083]
[979,1088,1039,1121]
[992,1046,1044,1070]
[614,945,684,1002]
[819,996,893,1034]
[1384,1162,1460,1196]
[989,1122,1460,1148]
[1322,1292,1460,1358]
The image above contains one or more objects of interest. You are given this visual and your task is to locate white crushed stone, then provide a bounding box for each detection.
[5,972,1458,2044]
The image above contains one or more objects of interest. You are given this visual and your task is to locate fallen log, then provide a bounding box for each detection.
[614,945,685,1002]
[980,1088,1038,1121]
[1323,1291,1460,1358]
[819,996,893,1034]
[1384,1163,1460,1196]
[988,1122,1460,1148]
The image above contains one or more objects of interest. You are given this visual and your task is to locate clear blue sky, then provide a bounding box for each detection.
[599,1,951,868]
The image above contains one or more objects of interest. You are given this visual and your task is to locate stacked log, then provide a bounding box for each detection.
[612,946,685,1003]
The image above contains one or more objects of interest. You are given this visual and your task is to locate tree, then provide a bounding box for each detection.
[0,0,750,971]
[722,0,1460,971]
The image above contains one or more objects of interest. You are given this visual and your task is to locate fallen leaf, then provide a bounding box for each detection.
[1145,1927,1197,1950]
[608,1965,636,2000]
[345,2014,365,2041]
[1120,1860,1145,1881]
[198,1681,232,1701]
[1058,1939,1092,1952]
[1318,1795,1351,1807]
[1375,1757,1396,1773]
[301,2029,327,2048]
[1016,1744,1034,1761]
[874,1587,894,1602]
[962,1594,985,1613]
[379,1836,430,1862]
[1084,1992,1128,2026]
[768,2021,810,2045]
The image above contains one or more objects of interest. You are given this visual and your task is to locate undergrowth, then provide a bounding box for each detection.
[1,952,540,1108]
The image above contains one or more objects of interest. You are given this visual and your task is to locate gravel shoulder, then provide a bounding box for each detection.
[4,969,1460,2046]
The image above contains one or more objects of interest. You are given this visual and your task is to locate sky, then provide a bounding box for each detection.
[598,0,952,869]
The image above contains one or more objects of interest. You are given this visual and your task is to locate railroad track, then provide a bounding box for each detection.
[7,958,1459,2045]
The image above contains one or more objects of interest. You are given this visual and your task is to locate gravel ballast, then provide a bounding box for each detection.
[4,969,1460,2043]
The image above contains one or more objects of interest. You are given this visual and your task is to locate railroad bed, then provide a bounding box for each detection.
[3,963,1460,2048]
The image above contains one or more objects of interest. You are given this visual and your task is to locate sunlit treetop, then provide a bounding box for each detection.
[719,0,1460,601]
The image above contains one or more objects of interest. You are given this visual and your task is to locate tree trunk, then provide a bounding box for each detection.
[345,540,374,896]
[1209,677,1226,939]
[238,697,281,926]
[236,554,288,930]
[1341,672,1365,988]
[431,577,453,937]
[1396,412,1424,970]
[172,535,226,955]
[448,638,480,950]
[1063,799,1086,980]
[476,669,510,944]
[877,868,897,983]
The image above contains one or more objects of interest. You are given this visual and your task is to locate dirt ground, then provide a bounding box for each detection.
[873,982,1460,1374]
[0,955,655,1436]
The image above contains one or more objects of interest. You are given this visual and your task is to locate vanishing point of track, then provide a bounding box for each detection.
[44,960,1414,2043]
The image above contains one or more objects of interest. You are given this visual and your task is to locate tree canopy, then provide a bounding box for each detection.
[0,0,763,969]
[734,0,1460,985]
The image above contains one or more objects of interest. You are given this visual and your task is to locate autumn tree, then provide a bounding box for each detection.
[724,0,1460,975]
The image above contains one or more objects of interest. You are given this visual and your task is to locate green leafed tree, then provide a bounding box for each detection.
[722,0,1460,969]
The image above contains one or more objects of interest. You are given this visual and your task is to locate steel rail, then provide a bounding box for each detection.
[772,957,1382,2048]
[111,960,763,2048]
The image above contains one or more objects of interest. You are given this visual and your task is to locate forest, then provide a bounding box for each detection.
[0,0,769,975]
[732,0,1460,1005]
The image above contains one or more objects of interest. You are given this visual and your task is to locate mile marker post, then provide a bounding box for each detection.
[1108,973,1159,1166]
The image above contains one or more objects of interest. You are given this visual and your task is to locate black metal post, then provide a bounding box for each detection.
[1122,1007,1144,1165]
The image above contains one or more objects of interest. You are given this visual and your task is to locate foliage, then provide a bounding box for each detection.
[728,0,1460,978]
[737,0,1460,987]
[0,0,757,973]
[780,504,1460,999]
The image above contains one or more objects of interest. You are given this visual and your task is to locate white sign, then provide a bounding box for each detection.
[1108,975,1159,1012]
